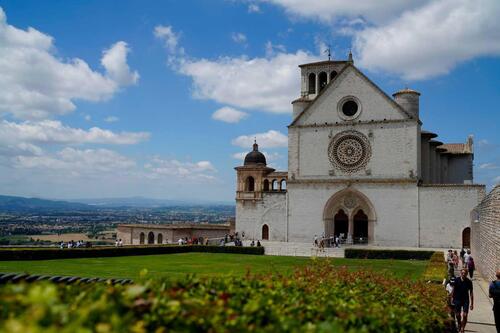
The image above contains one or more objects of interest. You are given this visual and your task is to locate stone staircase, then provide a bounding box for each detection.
[245,241,345,258]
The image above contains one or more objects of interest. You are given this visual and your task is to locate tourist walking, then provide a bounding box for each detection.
[453,250,459,269]
[464,250,471,268]
[451,268,474,333]
[460,248,465,267]
[489,270,500,333]
[467,256,475,279]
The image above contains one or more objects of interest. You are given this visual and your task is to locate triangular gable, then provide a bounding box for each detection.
[290,64,414,127]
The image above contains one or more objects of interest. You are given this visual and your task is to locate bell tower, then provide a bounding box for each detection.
[235,141,274,202]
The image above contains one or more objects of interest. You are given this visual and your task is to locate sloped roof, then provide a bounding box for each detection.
[298,60,348,68]
[439,143,472,154]
[289,64,415,127]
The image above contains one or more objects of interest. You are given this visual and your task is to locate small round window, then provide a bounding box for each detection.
[338,96,362,120]
[342,101,358,117]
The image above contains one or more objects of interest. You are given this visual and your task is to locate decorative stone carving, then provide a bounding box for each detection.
[343,195,357,209]
[328,130,371,173]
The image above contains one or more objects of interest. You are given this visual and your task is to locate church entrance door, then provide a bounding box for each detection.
[353,210,368,243]
[262,224,269,240]
[334,210,348,237]
[462,227,471,248]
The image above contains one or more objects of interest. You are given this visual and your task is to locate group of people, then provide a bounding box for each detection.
[313,234,341,250]
[443,248,481,333]
[114,239,124,247]
[249,240,261,247]
[447,248,476,278]
[59,240,91,248]
[178,237,203,245]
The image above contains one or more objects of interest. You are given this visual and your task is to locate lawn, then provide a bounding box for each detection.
[0,253,428,280]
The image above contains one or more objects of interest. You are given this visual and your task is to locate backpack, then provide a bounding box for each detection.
[468,257,475,270]
[491,281,500,299]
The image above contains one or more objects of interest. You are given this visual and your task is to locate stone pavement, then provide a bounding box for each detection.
[465,272,496,333]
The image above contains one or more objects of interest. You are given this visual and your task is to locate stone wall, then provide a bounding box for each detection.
[419,185,485,248]
[471,185,500,281]
[286,182,419,246]
[117,225,230,245]
[235,192,287,241]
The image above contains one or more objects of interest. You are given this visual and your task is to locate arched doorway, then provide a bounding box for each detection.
[323,188,377,244]
[262,224,269,240]
[263,179,269,191]
[157,233,163,244]
[353,210,368,243]
[462,227,471,248]
[147,232,155,244]
[139,232,145,245]
[246,176,255,191]
[334,210,348,237]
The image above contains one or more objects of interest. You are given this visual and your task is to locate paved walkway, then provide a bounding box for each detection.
[465,272,496,333]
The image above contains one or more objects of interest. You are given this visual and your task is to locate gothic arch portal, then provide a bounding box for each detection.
[323,188,376,243]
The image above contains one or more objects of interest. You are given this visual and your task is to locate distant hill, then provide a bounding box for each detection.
[68,196,234,207]
[0,195,91,212]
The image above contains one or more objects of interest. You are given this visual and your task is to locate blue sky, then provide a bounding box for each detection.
[0,0,499,201]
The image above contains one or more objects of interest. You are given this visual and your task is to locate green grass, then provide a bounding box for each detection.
[0,253,428,280]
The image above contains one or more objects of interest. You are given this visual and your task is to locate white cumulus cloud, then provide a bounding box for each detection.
[0,120,150,146]
[154,25,181,54]
[0,7,138,120]
[104,116,119,123]
[232,130,288,148]
[257,0,425,24]
[212,107,248,123]
[145,157,217,181]
[231,32,247,44]
[354,0,500,80]
[101,41,139,86]
[14,147,136,176]
[179,51,320,113]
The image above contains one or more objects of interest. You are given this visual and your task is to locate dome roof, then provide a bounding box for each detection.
[244,141,267,166]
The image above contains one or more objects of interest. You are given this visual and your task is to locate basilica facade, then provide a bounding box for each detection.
[235,56,485,248]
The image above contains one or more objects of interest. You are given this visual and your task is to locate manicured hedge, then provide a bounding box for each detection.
[0,261,452,332]
[345,249,435,260]
[0,245,264,261]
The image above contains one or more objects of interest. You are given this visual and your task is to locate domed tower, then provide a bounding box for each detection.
[235,141,275,202]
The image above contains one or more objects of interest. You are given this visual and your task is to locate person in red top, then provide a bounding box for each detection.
[452,268,474,333]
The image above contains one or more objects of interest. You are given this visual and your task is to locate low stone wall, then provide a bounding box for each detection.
[471,185,500,281]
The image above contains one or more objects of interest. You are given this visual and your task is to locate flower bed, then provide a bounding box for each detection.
[0,261,452,332]
[0,245,264,261]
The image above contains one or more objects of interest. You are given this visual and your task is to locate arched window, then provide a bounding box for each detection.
[139,232,145,245]
[280,179,286,190]
[308,73,316,94]
[318,72,328,91]
[263,179,270,191]
[157,233,163,244]
[262,224,269,240]
[246,176,255,191]
[147,232,155,244]
[330,70,338,81]
[272,179,279,191]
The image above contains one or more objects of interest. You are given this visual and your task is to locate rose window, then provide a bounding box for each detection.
[328,131,371,173]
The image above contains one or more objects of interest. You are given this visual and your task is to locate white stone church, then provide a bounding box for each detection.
[235,55,485,248]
